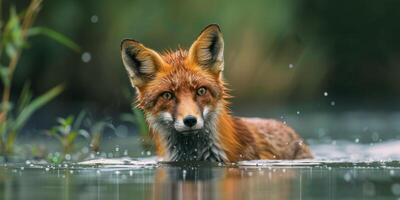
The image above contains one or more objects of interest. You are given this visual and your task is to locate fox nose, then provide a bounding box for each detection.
[183,115,197,128]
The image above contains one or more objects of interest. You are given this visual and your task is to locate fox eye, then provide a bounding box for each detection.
[161,92,173,100]
[196,87,207,96]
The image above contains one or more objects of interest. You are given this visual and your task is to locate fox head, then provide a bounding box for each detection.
[121,24,228,135]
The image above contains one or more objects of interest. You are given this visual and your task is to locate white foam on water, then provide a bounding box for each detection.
[78,157,158,168]
[74,140,400,168]
[311,140,400,160]
[239,140,400,166]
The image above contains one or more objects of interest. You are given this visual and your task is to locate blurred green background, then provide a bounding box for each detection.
[6,0,400,115]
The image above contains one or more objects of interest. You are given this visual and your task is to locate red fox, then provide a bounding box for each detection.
[120,24,313,162]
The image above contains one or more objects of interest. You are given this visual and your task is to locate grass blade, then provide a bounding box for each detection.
[13,85,64,132]
[28,27,80,52]
[16,81,33,114]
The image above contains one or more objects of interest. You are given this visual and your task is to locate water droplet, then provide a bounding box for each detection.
[90,15,98,23]
[182,169,187,179]
[218,162,223,166]
[115,171,120,175]
[355,138,360,143]
[115,147,120,152]
[69,170,74,174]
[146,151,151,156]
[81,52,91,63]
[344,172,352,182]
[330,101,335,106]
[96,170,101,175]
[289,64,294,68]
[324,92,328,96]
[65,154,71,161]
[296,111,300,115]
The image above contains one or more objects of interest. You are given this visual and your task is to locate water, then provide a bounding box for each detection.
[1,141,400,200]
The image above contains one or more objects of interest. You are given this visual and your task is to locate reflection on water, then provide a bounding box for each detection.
[1,162,400,199]
[1,140,400,200]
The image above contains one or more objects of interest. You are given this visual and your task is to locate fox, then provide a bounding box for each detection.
[120,24,313,162]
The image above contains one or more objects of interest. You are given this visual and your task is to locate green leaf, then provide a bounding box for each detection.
[13,85,64,132]
[66,130,78,145]
[3,7,24,58]
[5,44,17,58]
[28,27,80,52]
[62,116,74,127]
[6,130,17,153]
[16,82,33,114]
[0,66,10,87]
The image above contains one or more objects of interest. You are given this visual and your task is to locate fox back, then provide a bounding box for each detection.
[120,24,312,162]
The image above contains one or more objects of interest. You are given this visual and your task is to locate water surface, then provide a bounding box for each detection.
[1,141,400,200]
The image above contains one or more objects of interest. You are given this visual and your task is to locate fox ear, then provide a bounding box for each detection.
[188,24,224,74]
[120,39,165,87]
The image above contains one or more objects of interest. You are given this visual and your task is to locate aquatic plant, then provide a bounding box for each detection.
[47,113,86,162]
[47,112,115,163]
[0,0,79,161]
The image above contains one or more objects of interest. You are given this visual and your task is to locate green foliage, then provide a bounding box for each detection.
[0,0,79,161]
[47,114,86,159]
[28,27,80,52]
[2,7,24,59]
[46,112,114,163]
[15,85,64,131]
[0,84,63,158]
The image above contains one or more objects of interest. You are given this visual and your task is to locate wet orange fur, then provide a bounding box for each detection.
[121,25,313,162]
[139,49,311,161]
